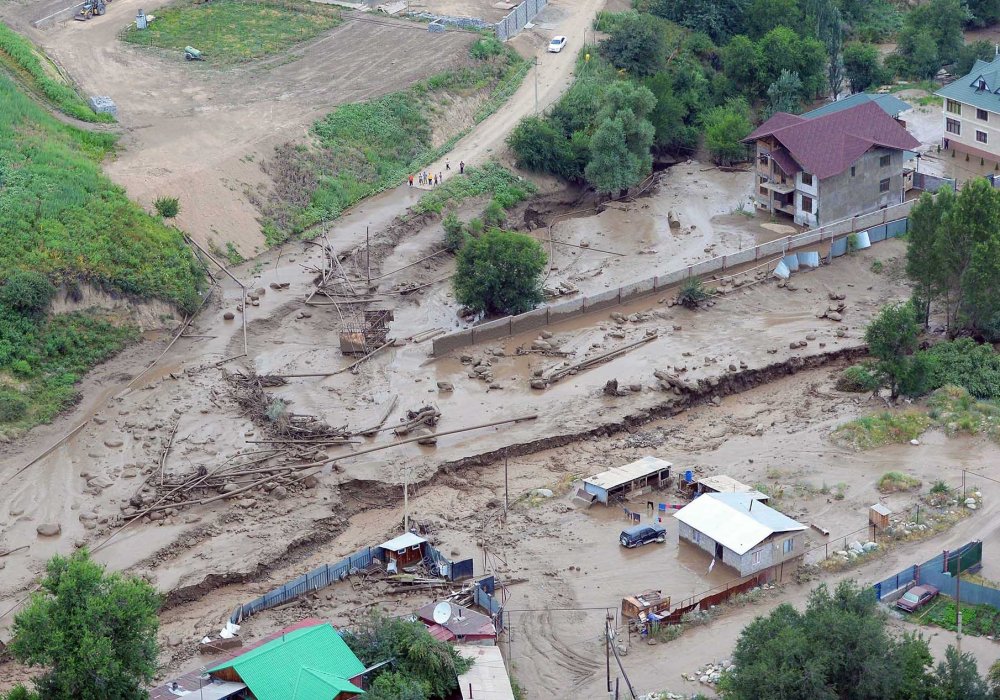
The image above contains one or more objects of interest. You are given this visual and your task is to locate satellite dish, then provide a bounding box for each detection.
[432,602,452,625]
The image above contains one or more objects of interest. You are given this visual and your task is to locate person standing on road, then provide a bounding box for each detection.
[446,159,451,171]
[408,174,414,187]
[438,172,443,184]
[459,160,465,174]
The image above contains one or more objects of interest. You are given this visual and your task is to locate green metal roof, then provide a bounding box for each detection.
[936,56,1000,114]
[801,92,912,119]
[293,667,365,699]
[208,624,366,700]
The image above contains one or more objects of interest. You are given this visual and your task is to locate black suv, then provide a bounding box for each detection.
[619,523,667,548]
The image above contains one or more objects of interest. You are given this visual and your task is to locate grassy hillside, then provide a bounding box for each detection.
[0,46,204,434]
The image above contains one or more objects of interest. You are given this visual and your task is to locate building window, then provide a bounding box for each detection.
[850,166,856,177]
[759,186,768,196]
[946,118,961,135]
[783,538,795,554]
[946,99,962,115]
[750,550,762,566]
[801,195,813,213]
[801,172,813,186]
[879,178,890,193]
[879,154,891,167]
[977,130,988,144]
[978,108,989,121]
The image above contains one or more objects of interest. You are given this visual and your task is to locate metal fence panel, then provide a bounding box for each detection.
[886,219,908,238]
[868,224,887,243]
[494,0,547,40]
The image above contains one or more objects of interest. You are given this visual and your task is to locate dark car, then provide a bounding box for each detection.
[896,584,940,612]
[620,523,666,548]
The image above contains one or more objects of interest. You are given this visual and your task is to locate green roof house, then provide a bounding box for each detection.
[207,623,366,700]
[936,55,1000,160]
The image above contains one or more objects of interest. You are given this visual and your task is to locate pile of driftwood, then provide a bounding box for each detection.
[225,370,353,443]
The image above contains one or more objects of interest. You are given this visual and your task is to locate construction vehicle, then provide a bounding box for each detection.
[75,0,109,21]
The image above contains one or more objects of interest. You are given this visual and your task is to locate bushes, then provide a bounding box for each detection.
[677,277,711,308]
[442,213,467,252]
[877,471,922,493]
[833,410,931,450]
[154,196,180,218]
[0,391,28,423]
[0,271,56,314]
[454,230,546,315]
[918,339,1000,400]
[836,365,879,393]
[0,24,111,123]
[703,98,752,166]
[413,162,534,216]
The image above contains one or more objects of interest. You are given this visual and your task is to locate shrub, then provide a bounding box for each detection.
[470,36,505,60]
[442,212,467,253]
[453,229,546,315]
[0,270,56,314]
[833,410,931,450]
[836,365,879,393]
[0,391,28,423]
[677,277,711,308]
[877,471,922,493]
[153,196,180,218]
[483,199,506,227]
[930,480,952,494]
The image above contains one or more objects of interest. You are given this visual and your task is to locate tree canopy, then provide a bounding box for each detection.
[9,549,161,700]
[343,612,472,700]
[453,229,546,315]
[704,98,752,165]
[720,580,988,700]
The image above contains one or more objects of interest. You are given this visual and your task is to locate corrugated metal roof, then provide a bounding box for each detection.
[583,456,672,492]
[801,93,912,119]
[697,475,770,501]
[457,646,516,700]
[673,493,806,555]
[871,503,892,516]
[292,667,364,699]
[379,532,427,551]
[207,623,365,700]
[937,55,1000,114]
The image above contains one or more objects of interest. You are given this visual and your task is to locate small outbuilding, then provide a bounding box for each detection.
[870,502,892,530]
[377,532,427,571]
[583,456,672,505]
[457,645,516,700]
[696,475,770,503]
[674,493,807,579]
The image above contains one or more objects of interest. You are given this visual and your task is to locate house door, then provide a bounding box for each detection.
[715,543,723,560]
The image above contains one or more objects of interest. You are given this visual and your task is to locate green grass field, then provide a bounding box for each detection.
[121,0,342,63]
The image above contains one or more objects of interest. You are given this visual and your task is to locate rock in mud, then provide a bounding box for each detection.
[220,482,240,494]
[88,475,113,490]
[36,523,61,537]
[271,486,289,500]
[805,333,817,340]
[437,381,454,392]
[223,311,236,320]
[302,475,320,489]
[268,282,289,290]
[104,439,124,448]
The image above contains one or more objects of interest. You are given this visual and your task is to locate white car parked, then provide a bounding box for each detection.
[548,35,567,53]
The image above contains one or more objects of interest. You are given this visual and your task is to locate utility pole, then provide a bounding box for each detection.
[366,226,371,289]
[956,555,963,654]
[605,617,612,696]
[403,467,409,532]
[534,56,539,115]
[504,450,509,513]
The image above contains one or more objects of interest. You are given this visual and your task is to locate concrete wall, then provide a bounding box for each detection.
[820,148,905,224]
[429,202,913,355]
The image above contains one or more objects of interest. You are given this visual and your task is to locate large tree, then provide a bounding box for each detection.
[843,42,888,93]
[757,27,827,99]
[905,189,951,327]
[585,81,657,193]
[453,229,546,315]
[703,98,752,165]
[767,70,803,116]
[720,580,978,700]
[647,0,750,44]
[599,12,664,77]
[10,549,161,700]
[864,301,921,399]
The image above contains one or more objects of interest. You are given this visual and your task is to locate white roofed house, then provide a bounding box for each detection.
[582,456,672,505]
[673,493,807,580]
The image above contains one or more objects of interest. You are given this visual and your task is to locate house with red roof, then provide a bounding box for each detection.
[743,101,920,226]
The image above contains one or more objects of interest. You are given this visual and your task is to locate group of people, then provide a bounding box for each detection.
[408,159,465,188]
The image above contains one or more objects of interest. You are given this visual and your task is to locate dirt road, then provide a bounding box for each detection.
[421,0,609,177]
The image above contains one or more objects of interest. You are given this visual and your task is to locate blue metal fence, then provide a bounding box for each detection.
[873,541,1000,608]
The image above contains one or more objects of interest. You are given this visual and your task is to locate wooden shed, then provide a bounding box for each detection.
[377,532,427,571]
[869,503,892,530]
[621,590,671,632]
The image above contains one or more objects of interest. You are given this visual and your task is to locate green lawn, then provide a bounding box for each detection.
[121,0,342,63]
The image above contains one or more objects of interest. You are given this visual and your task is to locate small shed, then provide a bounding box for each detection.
[377,532,427,570]
[621,590,671,632]
[696,475,770,503]
[870,503,892,530]
[583,456,672,504]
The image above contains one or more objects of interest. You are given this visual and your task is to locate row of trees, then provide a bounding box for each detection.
[906,180,1000,340]
[722,580,998,699]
